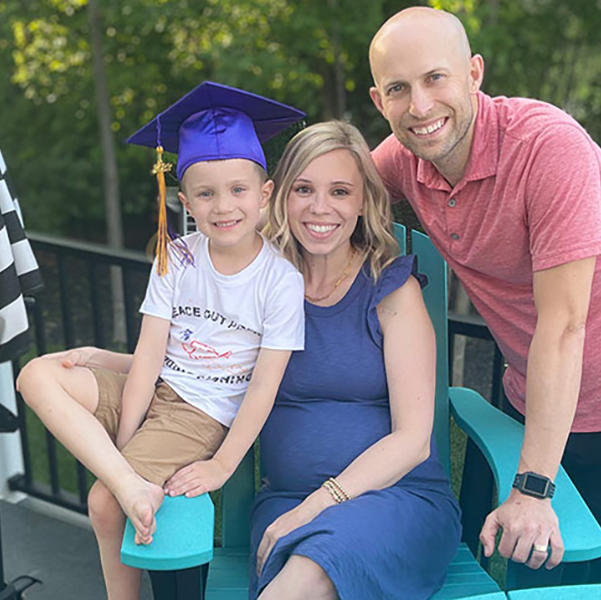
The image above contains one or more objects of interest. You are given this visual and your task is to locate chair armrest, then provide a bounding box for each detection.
[450,386,601,562]
[121,494,214,570]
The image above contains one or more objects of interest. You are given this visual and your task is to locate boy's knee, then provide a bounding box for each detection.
[17,357,55,401]
[88,482,123,531]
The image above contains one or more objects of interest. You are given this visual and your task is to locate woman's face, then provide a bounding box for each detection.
[287,149,364,259]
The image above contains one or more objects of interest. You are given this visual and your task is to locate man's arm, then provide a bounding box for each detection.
[481,255,596,569]
[163,347,291,497]
[116,314,170,449]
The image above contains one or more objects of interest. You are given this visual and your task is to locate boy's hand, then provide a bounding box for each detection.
[163,459,231,498]
[42,347,96,369]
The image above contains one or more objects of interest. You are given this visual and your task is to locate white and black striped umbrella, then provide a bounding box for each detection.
[0,146,43,362]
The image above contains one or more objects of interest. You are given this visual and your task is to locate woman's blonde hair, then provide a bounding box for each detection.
[264,120,399,280]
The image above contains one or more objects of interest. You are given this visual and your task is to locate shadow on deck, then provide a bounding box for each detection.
[1,497,153,599]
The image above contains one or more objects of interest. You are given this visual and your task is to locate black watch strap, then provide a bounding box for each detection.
[513,471,555,499]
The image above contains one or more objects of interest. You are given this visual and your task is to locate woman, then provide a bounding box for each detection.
[251,121,461,599]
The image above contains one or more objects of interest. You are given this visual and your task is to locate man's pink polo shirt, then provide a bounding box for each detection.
[373,91,601,432]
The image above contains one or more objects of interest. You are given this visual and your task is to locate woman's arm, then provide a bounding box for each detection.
[116,315,170,449]
[164,347,291,496]
[257,276,436,572]
[333,275,435,493]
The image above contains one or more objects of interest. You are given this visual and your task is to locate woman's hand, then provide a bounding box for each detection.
[256,488,335,575]
[164,459,232,498]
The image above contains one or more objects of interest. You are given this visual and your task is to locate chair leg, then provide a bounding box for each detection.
[459,438,494,560]
[149,564,209,600]
[589,557,601,584]
[505,560,563,590]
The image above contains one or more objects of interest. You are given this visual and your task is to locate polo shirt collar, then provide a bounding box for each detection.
[416,91,499,191]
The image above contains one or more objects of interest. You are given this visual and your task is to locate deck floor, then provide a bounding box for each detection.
[0,497,153,599]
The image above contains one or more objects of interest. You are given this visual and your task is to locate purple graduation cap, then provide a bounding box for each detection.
[126,81,305,275]
[127,80,306,178]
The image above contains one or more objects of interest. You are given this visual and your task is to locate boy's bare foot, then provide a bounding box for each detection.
[116,477,164,545]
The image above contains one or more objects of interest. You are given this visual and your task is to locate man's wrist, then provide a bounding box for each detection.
[512,471,556,499]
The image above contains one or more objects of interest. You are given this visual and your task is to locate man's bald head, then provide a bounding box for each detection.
[368,6,484,184]
[370,7,472,85]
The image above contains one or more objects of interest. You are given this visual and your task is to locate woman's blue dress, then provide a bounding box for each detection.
[250,255,462,599]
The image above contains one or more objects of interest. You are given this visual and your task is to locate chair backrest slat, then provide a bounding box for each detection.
[411,229,450,476]
[393,225,450,474]
[220,449,254,548]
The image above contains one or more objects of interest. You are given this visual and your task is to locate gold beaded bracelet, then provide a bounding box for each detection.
[328,477,351,502]
[322,477,351,504]
[322,480,345,503]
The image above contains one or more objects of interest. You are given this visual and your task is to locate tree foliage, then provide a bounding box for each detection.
[1,0,600,247]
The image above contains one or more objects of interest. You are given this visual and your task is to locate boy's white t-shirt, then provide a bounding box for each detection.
[140,232,305,427]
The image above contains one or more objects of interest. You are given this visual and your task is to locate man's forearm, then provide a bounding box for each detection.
[519,321,585,479]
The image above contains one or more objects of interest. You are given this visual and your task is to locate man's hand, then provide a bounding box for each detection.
[480,489,564,570]
[163,458,232,498]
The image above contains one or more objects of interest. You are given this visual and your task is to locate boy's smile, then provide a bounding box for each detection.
[179,159,273,273]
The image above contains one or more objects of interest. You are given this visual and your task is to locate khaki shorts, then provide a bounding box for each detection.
[90,367,228,486]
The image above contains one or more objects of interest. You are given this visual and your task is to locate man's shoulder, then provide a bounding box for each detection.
[371,133,417,187]
[489,94,590,145]
[372,133,415,162]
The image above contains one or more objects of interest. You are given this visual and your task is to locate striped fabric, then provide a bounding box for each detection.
[0,146,43,361]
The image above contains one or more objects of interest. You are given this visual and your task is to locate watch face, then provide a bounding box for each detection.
[524,474,549,495]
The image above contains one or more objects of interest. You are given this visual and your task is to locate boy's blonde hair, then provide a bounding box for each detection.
[264,121,399,280]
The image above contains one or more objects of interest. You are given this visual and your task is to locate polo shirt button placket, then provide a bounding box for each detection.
[447,196,459,240]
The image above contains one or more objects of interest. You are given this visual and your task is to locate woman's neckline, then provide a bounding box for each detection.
[304,260,368,315]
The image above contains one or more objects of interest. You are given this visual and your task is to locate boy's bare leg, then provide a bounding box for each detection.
[88,480,142,600]
[17,357,164,541]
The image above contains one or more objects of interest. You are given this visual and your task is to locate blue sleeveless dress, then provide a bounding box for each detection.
[249,256,462,599]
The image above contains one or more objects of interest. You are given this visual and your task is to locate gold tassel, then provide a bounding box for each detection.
[151,145,173,276]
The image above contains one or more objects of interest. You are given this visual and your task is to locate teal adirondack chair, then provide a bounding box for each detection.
[205,226,601,599]
[125,226,601,599]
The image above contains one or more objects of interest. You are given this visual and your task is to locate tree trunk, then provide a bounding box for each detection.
[88,0,126,344]
[328,0,346,118]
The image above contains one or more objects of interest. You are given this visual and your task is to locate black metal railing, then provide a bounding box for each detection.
[7,233,504,515]
[9,232,151,514]
[448,312,505,409]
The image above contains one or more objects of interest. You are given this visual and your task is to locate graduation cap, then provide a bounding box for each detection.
[127,81,305,275]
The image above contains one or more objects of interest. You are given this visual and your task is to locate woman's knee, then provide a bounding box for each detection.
[88,481,124,533]
[260,555,336,600]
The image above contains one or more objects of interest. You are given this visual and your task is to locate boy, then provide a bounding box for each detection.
[17,82,305,599]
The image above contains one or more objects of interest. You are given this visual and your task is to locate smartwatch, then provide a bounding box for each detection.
[512,471,555,499]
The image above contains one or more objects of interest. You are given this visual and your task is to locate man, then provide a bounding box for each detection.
[370,6,601,574]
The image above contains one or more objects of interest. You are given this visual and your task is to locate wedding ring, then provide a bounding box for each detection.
[532,543,548,553]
